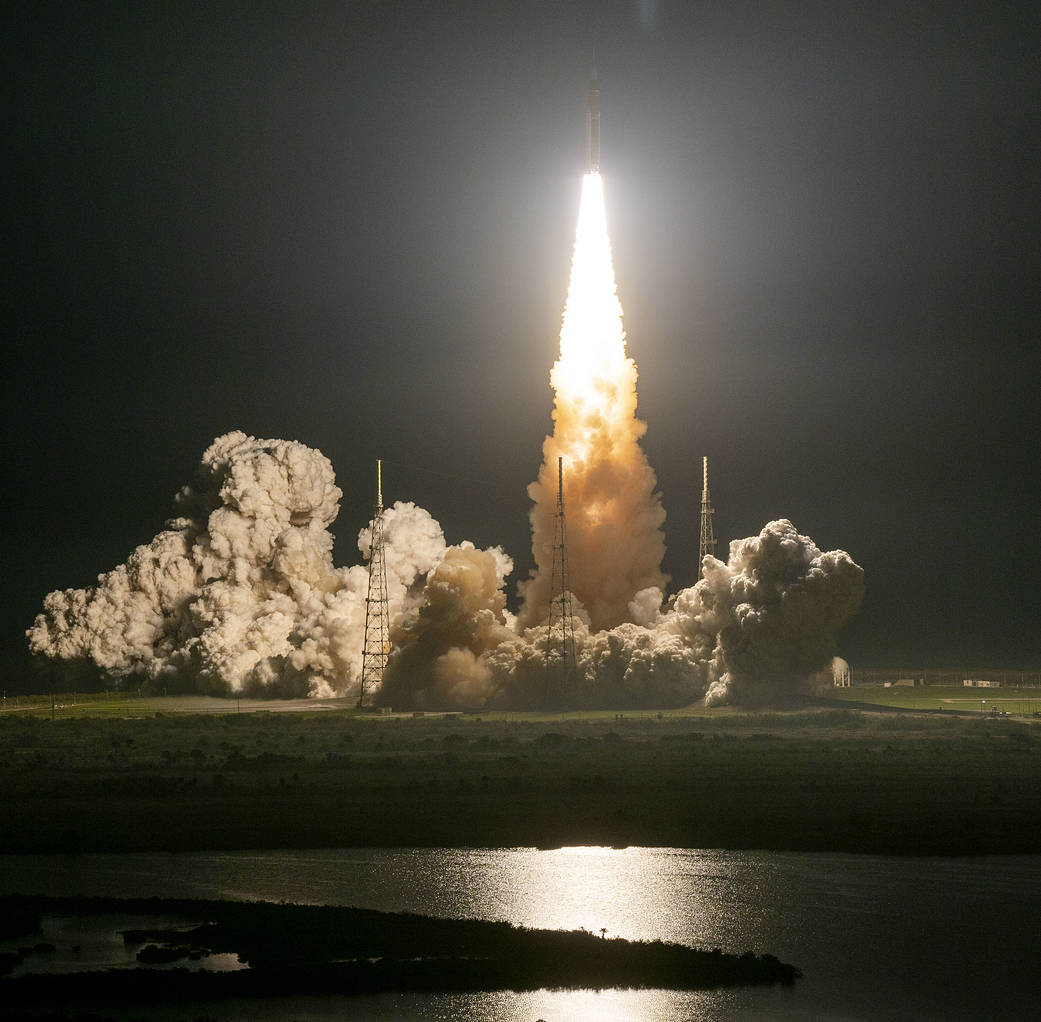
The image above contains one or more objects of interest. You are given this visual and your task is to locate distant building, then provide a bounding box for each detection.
[963,679,1001,688]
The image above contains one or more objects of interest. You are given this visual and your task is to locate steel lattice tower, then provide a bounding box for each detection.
[359,460,389,708]
[699,455,717,579]
[547,456,578,701]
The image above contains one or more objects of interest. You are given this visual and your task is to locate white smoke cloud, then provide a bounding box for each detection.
[666,520,865,706]
[380,520,862,711]
[27,432,446,698]
[378,541,515,710]
[566,621,707,708]
[29,434,862,709]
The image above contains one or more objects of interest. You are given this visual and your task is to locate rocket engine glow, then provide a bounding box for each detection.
[519,173,667,632]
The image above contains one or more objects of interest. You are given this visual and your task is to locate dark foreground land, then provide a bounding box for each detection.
[2,700,1040,855]
[1,893,799,1012]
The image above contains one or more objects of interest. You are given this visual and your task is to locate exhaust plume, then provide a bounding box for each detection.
[518,173,667,632]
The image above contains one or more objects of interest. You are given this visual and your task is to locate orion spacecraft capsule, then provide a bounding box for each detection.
[586,63,600,173]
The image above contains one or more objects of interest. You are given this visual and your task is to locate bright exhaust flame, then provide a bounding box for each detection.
[519,173,667,632]
[553,174,628,422]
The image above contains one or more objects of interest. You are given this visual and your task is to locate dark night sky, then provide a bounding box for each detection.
[5,1,1040,683]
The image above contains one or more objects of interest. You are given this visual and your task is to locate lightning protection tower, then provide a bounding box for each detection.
[699,455,717,579]
[359,460,390,708]
[547,456,578,703]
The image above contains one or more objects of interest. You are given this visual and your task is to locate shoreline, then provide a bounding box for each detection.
[2,894,800,1005]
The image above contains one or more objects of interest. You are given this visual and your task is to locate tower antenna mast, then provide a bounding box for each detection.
[547,456,578,703]
[698,455,717,578]
[359,460,390,707]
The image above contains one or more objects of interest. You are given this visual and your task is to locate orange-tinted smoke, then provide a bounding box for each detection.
[519,174,667,632]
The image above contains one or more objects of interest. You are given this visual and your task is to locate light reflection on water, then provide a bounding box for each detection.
[446,845,732,945]
[2,848,1039,1021]
[125,988,754,1022]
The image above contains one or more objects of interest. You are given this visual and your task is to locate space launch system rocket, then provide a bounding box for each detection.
[586,63,600,173]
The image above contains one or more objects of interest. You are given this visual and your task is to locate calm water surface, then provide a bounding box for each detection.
[3,847,1038,1021]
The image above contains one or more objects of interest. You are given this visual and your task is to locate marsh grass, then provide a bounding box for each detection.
[827,685,1041,714]
[2,696,1039,855]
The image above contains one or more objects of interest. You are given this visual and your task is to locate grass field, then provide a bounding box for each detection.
[2,691,1040,857]
[0,691,746,721]
[5,684,1041,720]
[827,685,1041,715]
[0,691,347,719]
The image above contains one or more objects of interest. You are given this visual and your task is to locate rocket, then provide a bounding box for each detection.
[586,62,600,173]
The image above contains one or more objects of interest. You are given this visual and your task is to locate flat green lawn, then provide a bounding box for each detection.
[0,692,361,719]
[828,685,1041,715]
[0,693,740,722]
[5,685,1041,722]
[5,685,1041,721]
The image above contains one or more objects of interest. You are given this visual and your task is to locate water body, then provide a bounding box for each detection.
[2,848,1037,1021]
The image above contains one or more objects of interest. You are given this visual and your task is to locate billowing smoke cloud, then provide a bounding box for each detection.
[518,174,667,633]
[29,174,865,709]
[664,520,865,706]
[381,518,862,711]
[28,432,861,707]
[378,543,515,710]
[27,432,446,698]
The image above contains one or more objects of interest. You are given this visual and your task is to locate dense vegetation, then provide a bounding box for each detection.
[1,696,1040,855]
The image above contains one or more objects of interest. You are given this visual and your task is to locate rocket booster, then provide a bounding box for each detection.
[586,63,600,173]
